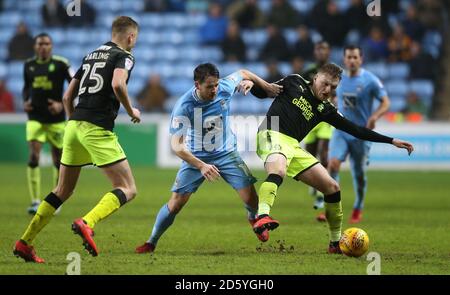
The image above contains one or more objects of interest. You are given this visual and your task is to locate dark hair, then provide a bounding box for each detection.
[315,40,330,48]
[193,63,220,83]
[34,33,52,43]
[318,63,343,80]
[344,45,363,56]
[112,16,139,34]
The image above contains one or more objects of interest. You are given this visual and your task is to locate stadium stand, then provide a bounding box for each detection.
[0,0,446,117]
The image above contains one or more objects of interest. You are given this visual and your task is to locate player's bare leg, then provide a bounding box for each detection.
[236,185,269,242]
[295,164,343,254]
[74,159,137,256]
[136,192,192,254]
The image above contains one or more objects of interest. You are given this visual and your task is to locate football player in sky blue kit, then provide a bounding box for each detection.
[135,63,282,253]
[327,45,391,224]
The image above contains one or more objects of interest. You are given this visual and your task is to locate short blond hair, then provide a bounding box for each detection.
[112,16,139,35]
[318,63,343,80]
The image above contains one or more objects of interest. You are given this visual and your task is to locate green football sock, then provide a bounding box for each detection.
[83,190,127,229]
[27,166,41,203]
[21,193,62,245]
[258,182,278,216]
[325,192,343,242]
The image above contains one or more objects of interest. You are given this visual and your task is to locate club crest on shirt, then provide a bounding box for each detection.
[125,58,134,70]
[220,99,227,110]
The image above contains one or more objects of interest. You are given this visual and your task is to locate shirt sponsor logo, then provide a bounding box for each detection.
[292,96,314,121]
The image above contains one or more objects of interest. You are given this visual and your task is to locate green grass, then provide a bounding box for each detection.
[0,164,449,274]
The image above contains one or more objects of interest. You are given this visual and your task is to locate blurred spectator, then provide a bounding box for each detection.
[137,75,169,113]
[144,0,167,12]
[387,23,413,62]
[361,26,389,62]
[264,59,283,83]
[402,91,428,119]
[227,0,265,29]
[0,79,14,112]
[144,0,185,12]
[68,0,96,27]
[381,0,399,14]
[221,21,247,62]
[302,41,330,81]
[409,42,437,80]
[186,0,210,14]
[7,22,34,61]
[309,0,327,27]
[41,0,69,27]
[266,0,301,28]
[313,0,347,46]
[345,0,370,35]
[417,0,445,30]
[199,3,228,45]
[259,24,290,62]
[291,56,305,75]
[292,25,314,61]
[401,5,425,41]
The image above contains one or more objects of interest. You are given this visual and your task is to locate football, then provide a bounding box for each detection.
[339,228,369,257]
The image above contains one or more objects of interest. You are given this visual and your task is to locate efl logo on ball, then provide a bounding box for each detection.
[339,228,369,257]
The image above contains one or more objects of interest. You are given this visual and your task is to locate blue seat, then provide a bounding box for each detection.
[201,46,222,62]
[365,62,388,80]
[345,29,361,45]
[159,29,184,45]
[330,47,343,64]
[284,29,297,45]
[45,29,66,45]
[388,96,407,112]
[242,30,267,48]
[167,77,192,96]
[0,62,7,77]
[221,62,243,76]
[279,62,292,76]
[6,77,23,97]
[388,63,409,79]
[7,61,23,76]
[185,14,206,28]
[0,12,21,26]
[184,46,203,62]
[133,46,157,62]
[0,27,14,43]
[409,80,434,108]
[385,80,408,97]
[246,62,267,78]
[128,77,146,98]
[291,0,314,13]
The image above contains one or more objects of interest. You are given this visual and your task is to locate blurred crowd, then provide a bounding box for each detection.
[0,0,448,120]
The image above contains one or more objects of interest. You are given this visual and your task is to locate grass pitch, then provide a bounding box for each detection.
[0,164,449,274]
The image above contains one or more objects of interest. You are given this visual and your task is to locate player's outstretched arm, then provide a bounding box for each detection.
[112,68,140,123]
[62,78,80,118]
[392,139,414,155]
[239,69,283,97]
[325,111,414,155]
[170,134,220,182]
